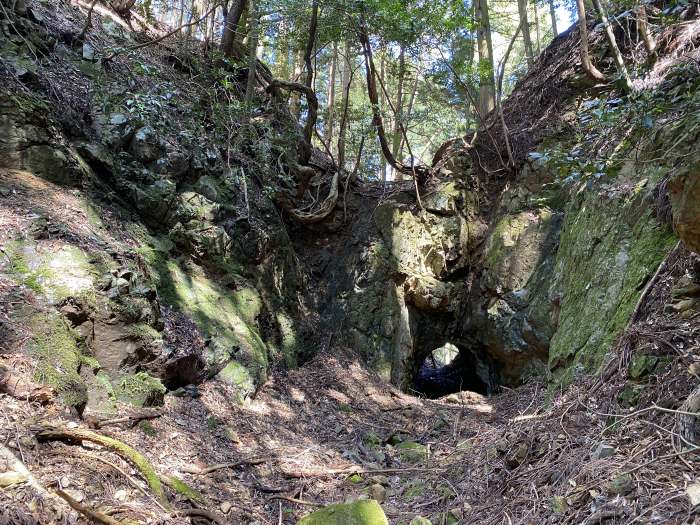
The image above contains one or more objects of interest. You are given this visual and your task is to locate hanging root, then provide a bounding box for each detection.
[36,427,170,508]
[278,172,339,224]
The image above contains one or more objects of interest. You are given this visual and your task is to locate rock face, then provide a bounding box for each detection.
[670,156,700,254]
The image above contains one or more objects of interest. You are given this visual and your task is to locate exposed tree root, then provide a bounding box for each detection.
[36,427,170,508]
[278,172,339,224]
[56,488,122,525]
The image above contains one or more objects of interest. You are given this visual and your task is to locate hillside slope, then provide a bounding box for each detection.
[0,0,700,524]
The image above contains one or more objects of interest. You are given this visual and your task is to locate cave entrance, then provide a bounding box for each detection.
[412,342,494,399]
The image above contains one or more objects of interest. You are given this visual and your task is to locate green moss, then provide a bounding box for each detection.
[138,420,157,437]
[165,476,205,504]
[127,323,162,343]
[28,315,87,408]
[396,441,428,462]
[296,500,388,525]
[143,244,268,377]
[114,372,166,407]
[549,189,676,384]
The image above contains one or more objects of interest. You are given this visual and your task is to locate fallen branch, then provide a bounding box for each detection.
[56,489,122,525]
[281,465,443,479]
[181,457,268,475]
[173,508,228,525]
[87,410,163,429]
[36,427,169,508]
[268,495,324,507]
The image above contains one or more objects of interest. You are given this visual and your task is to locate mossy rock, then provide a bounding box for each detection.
[28,313,87,408]
[628,354,659,380]
[114,372,166,407]
[296,500,388,525]
[396,441,428,462]
[216,360,255,401]
[409,518,432,525]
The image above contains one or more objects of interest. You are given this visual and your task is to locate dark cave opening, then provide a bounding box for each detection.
[412,343,497,399]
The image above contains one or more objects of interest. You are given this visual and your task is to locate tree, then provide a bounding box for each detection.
[518,0,534,66]
[244,0,259,102]
[475,0,495,117]
[591,0,634,92]
[548,0,558,37]
[576,0,605,82]
[221,0,247,56]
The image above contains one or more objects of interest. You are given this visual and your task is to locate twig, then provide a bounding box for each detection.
[268,495,324,507]
[181,457,268,475]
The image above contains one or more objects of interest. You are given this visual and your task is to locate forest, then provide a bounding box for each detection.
[0,0,699,523]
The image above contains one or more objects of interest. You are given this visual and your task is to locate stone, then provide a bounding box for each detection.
[220,501,232,514]
[591,443,615,460]
[551,496,568,513]
[395,441,428,463]
[608,474,634,495]
[686,483,700,506]
[82,43,95,61]
[409,518,432,525]
[368,483,386,503]
[296,500,388,525]
[114,489,128,501]
[109,113,129,126]
[129,127,164,163]
[0,471,28,487]
[63,489,85,502]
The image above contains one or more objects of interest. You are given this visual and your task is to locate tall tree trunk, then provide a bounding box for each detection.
[337,40,351,171]
[324,43,338,148]
[379,50,388,182]
[244,0,258,103]
[290,48,304,119]
[518,0,534,66]
[548,0,558,36]
[392,46,407,182]
[220,0,247,56]
[475,0,495,118]
[591,0,634,91]
[396,71,419,165]
[637,5,656,56]
[179,0,185,31]
[304,0,319,89]
[534,0,541,53]
[576,0,606,82]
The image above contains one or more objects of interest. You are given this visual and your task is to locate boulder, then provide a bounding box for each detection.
[129,126,164,163]
[296,500,388,525]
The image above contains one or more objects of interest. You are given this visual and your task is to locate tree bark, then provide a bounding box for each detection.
[518,0,534,66]
[391,46,407,181]
[591,0,634,91]
[324,42,338,148]
[475,0,495,117]
[220,0,247,56]
[548,0,558,36]
[534,0,541,53]
[244,0,258,103]
[337,39,352,171]
[304,0,319,89]
[576,0,606,82]
[637,5,656,56]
